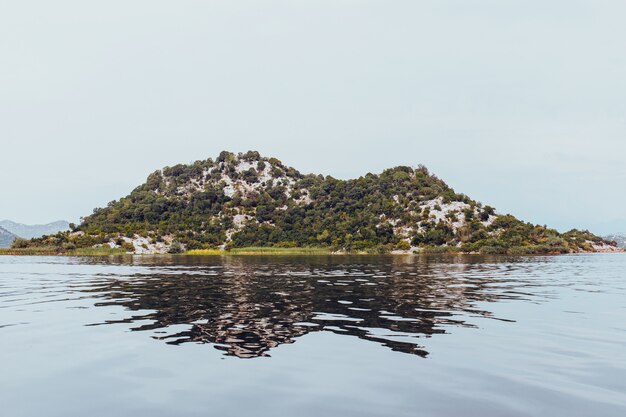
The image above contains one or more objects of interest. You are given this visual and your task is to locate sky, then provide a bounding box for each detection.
[1,0,625,234]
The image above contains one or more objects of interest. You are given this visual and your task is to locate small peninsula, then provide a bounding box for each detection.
[8,151,619,256]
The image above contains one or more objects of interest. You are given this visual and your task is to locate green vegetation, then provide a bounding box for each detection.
[8,150,617,256]
[229,247,331,255]
[186,247,332,255]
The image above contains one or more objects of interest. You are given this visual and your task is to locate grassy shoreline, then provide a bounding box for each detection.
[1,245,622,257]
[0,247,127,256]
[0,246,333,256]
[186,247,332,256]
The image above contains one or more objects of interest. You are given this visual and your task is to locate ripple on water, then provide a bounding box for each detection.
[1,254,625,416]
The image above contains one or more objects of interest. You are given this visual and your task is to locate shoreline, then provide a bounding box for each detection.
[0,247,623,257]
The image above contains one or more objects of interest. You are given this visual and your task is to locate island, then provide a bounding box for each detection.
[4,151,620,256]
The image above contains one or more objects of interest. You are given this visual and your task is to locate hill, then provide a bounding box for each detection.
[0,220,70,240]
[604,233,626,248]
[0,226,18,248]
[18,151,619,255]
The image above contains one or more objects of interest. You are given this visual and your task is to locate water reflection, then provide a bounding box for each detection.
[76,255,545,359]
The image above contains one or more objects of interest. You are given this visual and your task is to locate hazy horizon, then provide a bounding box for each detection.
[1,1,625,234]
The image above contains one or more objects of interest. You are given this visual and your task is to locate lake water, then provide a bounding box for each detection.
[1,254,625,416]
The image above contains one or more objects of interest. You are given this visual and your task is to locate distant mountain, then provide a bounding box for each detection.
[0,220,70,240]
[0,226,18,248]
[604,233,626,248]
[20,151,619,255]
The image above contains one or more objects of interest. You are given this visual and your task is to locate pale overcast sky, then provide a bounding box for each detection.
[1,1,625,234]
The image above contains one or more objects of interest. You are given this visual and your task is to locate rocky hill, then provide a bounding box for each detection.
[0,220,70,240]
[22,151,618,255]
[0,226,18,248]
[604,234,626,248]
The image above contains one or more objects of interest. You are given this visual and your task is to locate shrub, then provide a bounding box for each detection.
[121,241,136,252]
[168,241,184,254]
[479,245,507,255]
[62,242,77,251]
[396,240,411,250]
[11,238,30,249]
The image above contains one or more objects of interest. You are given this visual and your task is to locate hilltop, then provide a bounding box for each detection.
[17,151,619,255]
[0,220,70,240]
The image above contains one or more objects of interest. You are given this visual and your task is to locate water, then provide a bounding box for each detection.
[1,254,625,417]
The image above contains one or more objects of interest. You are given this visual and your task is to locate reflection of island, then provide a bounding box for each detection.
[85,256,529,358]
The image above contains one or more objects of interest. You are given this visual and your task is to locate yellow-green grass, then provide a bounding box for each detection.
[0,246,128,256]
[231,247,331,255]
[185,249,227,256]
[0,247,61,256]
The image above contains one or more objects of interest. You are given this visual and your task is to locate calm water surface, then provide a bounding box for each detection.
[1,254,625,416]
